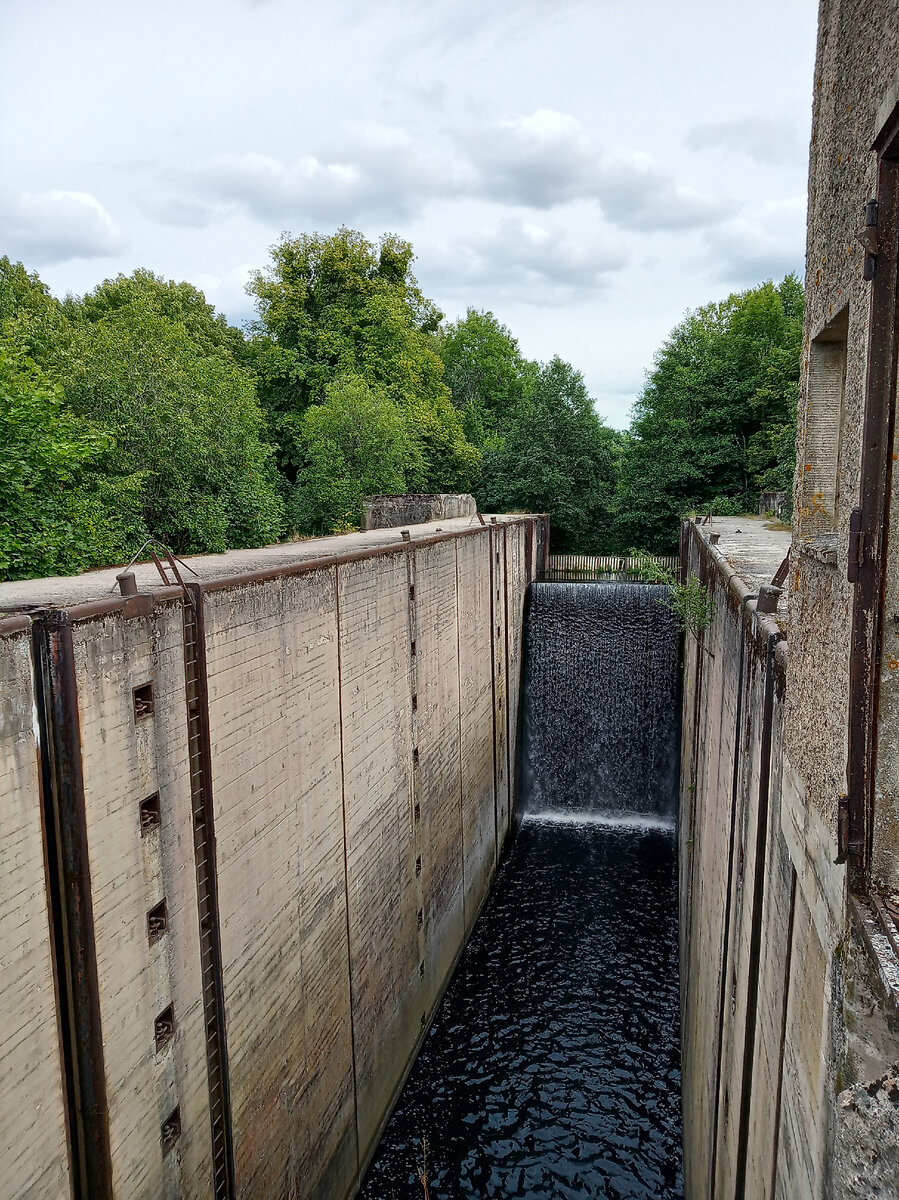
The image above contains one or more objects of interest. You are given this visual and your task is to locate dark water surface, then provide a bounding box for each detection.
[359,816,683,1199]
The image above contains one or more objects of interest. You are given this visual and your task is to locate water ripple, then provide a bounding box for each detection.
[360,821,683,1199]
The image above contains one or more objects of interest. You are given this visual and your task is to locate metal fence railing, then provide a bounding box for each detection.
[543,553,679,580]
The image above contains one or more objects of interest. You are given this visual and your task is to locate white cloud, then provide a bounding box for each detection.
[685,116,803,165]
[423,216,627,305]
[469,110,596,208]
[467,111,735,230]
[703,197,807,284]
[162,109,733,239]
[0,190,125,264]
[595,151,735,231]
[183,126,472,227]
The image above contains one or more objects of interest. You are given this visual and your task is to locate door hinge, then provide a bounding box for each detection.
[848,507,864,582]
[858,199,878,279]
[836,794,850,863]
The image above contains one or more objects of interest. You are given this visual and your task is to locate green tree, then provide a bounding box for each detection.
[291,375,413,535]
[615,275,803,553]
[0,347,144,581]
[247,227,480,495]
[439,308,534,444]
[7,269,286,557]
[477,357,622,553]
[59,297,284,554]
[70,268,246,358]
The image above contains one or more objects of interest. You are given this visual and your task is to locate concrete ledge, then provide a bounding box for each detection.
[0,513,539,613]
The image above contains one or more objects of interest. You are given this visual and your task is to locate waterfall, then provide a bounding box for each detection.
[518,581,681,824]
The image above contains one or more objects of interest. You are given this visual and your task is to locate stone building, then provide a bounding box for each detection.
[679,3,899,1196]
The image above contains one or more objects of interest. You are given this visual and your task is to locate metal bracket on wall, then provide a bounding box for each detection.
[847,508,864,583]
[771,552,790,590]
[108,537,199,601]
[857,198,879,280]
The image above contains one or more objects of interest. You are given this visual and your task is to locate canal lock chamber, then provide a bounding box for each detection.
[361,579,685,1199]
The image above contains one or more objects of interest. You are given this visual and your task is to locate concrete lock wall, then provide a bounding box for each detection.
[0,515,545,1200]
[680,521,899,1200]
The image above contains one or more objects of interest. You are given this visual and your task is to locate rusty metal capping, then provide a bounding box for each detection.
[847,109,899,892]
[182,585,236,1200]
[32,613,113,1200]
[195,517,541,596]
[61,587,184,624]
[0,612,32,635]
[18,521,543,622]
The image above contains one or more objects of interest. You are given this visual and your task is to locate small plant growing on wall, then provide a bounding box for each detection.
[630,550,716,638]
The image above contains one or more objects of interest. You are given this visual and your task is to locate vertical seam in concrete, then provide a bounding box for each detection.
[33,614,113,1200]
[333,563,361,1179]
[455,540,467,932]
[502,526,512,840]
[182,586,236,1200]
[488,527,499,867]
[768,866,797,1200]
[734,633,780,1200]
[684,567,706,1072]
[709,592,756,1200]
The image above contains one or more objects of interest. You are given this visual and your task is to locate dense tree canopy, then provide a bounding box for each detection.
[477,357,622,553]
[246,228,479,497]
[0,238,804,580]
[291,375,414,535]
[0,347,143,579]
[2,264,284,568]
[615,275,803,553]
[57,294,284,554]
[439,308,534,444]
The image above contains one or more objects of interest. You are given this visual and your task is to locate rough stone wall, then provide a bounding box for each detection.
[362,493,477,531]
[0,621,72,1200]
[0,516,542,1200]
[681,522,899,1199]
[790,0,899,849]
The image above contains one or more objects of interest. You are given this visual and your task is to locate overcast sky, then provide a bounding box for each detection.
[1,0,818,427]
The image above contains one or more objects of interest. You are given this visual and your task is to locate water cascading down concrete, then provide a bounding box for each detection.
[362,578,685,1198]
[519,581,681,824]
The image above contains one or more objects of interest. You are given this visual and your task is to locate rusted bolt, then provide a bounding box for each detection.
[117,571,138,597]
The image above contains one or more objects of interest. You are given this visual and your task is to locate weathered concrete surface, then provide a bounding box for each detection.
[834,1067,899,1198]
[0,625,72,1200]
[72,601,213,1200]
[681,521,899,1199]
[0,515,544,1200]
[362,493,477,530]
[0,514,490,612]
[203,567,355,1200]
